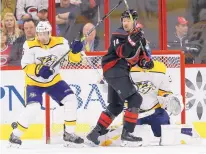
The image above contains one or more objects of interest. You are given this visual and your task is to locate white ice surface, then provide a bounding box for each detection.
[1,140,206,154]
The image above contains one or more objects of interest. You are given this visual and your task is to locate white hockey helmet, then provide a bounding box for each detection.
[36,21,52,33]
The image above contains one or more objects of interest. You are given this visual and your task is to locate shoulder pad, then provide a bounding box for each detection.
[49,37,64,48]
[112,28,128,36]
[26,38,40,49]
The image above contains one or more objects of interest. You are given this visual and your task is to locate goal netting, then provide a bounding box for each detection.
[44,50,185,144]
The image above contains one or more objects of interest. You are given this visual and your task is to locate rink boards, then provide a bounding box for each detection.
[0,68,206,140]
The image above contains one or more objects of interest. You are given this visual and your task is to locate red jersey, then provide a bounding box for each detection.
[0,45,11,67]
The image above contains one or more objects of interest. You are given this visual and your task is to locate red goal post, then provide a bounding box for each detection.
[45,50,185,144]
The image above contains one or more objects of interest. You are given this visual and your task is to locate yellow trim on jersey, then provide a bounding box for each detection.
[26,36,64,50]
[65,120,77,126]
[23,64,37,76]
[25,74,62,87]
[158,89,173,97]
[131,60,166,74]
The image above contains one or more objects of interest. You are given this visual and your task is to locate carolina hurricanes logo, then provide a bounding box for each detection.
[0,55,9,66]
[25,6,38,16]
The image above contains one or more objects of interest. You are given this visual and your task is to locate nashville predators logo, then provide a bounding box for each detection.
[37,55,58,66]
[135,81,156,94]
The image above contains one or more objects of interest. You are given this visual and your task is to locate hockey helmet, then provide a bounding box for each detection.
[121,9,138,22]
[36,21,52,33]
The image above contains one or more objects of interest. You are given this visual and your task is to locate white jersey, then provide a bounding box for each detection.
[21,36,69,87]
[130,61,172,111]
[16,0,48,20]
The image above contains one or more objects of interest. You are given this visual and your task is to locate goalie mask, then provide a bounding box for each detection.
[36,21,52,44]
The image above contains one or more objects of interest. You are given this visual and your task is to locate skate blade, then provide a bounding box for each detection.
[63,141,86,148]
[84,139,99,147]
[120,140,143,147]
[7,142,21,148]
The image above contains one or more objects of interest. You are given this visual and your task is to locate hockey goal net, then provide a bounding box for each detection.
[45,50,185,144]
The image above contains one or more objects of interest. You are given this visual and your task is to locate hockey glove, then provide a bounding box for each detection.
[138,59,154,69]
[138,50,154,69]
[70,40,83,54]
[127,28,144,47]
[35,65,53,79]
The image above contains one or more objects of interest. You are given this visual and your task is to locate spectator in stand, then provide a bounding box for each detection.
[16,0,48,22]
[8,19,36,66]
[167,17,194,64]
[0,29,11,67]
[1,13,22,45]
[56,0,80,42]
[37,5,48,21]
[190,0,206,24]
[187,9,206,63]
[168,17,189,49]
[1,0,17,19]
[68,0,102,44]
[82,23,99,52]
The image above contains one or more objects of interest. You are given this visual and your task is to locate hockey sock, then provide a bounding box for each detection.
[96,110,115,135]
[123,109,138,133]
[13,103,41,137]
[64,120,76,133]
[13,122,28,137]
[62,94,77,133]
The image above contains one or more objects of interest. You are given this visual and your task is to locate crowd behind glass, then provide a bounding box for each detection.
[1,0,206,68]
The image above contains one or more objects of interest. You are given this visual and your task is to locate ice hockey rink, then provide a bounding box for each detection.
[1,140,206,154]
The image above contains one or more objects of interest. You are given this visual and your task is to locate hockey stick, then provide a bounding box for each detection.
[51,0,123,69]
[122,0,145,50]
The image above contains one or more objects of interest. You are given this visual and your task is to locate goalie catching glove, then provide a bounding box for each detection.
[157,94,184,116]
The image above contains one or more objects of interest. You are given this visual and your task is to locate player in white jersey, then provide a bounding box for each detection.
[131,60,183,137]
[98,60,184,146]
[9,21,84,146]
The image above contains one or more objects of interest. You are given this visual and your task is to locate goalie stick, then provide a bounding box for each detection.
[50,0,123,70]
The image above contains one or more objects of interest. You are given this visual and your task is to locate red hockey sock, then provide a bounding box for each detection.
[97,111,113,128]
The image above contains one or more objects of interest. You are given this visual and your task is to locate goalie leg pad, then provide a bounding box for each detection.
[99,125,154,146]
[161,125,202,145]
[137,108,170,137]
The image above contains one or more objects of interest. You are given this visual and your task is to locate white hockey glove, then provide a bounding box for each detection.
[157,94,184,116]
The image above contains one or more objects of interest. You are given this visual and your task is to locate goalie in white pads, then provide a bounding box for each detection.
[99,59,186,146]
[9,21,84,147]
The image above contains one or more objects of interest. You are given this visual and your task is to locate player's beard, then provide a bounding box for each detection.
[123,25,131,32]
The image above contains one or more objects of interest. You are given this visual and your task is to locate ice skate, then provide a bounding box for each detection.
[120,128,142,147]
[63,130,84,147]
[8,133,22,148]
[86,126,101,146]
